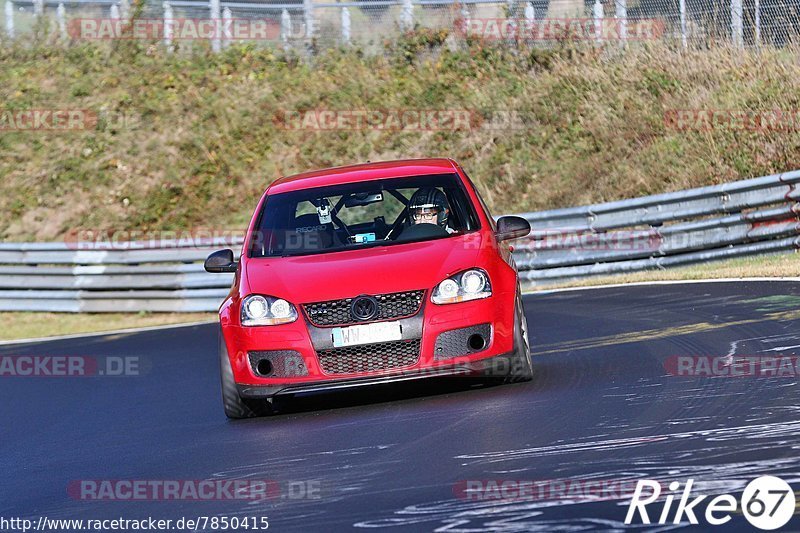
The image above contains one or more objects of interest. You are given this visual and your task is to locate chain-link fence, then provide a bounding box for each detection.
[1,0,798,51]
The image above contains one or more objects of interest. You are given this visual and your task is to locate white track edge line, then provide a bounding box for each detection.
[524,277,800,296]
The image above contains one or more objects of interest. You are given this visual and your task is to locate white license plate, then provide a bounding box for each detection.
[332,322,402,347]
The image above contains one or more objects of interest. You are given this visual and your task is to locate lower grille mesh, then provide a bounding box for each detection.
[317,339,421,375]
[434,324,492,361]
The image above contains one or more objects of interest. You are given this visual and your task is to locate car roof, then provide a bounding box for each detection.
[266,158,459,194]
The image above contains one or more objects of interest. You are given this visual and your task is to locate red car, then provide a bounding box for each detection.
[205,158,533,418]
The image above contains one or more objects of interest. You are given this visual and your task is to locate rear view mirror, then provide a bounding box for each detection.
[495,216,531,242]
[204,249,238,273]
[344,192,383,208]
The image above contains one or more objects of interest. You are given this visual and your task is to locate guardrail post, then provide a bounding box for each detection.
[524,2,534,23]
[400,0,413,31]
[504,0,517,43]
[303,0,314,41]
[730,0,743,47]
[57,2,66,38]
[280,8,290,48]
[5,0,13,39]
[222,6,232,48]
[592,0,603,44]
[679,0,687,48]
[163,0,174,51]
[120,0,129,19]
[754,0,760,46]
[521,2,534,41]
[614,0,626,46]
[341,6,350,44]
[209,0,221,52]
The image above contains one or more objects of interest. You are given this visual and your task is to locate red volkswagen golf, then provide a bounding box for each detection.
[205,158,533,418]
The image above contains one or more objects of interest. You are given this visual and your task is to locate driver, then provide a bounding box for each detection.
[408,187,453,232]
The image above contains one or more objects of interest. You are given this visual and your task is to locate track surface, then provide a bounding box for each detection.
[2,281,800,531]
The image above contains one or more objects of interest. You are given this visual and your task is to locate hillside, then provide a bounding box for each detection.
[2,35,800,241]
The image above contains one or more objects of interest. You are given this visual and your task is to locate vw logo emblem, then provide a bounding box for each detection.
[351,296,379,321]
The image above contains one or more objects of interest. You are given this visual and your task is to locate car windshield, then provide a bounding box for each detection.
[249,173,480,258]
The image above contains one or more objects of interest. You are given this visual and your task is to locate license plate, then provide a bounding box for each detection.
[332,322,402,347]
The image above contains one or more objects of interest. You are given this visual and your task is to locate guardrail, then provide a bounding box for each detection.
[515,169,800,287]
[0,239,240,312]
[1,169,799,311]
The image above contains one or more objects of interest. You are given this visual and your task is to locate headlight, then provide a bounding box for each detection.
[270,299,292,319]
[462,270,487,294]
[432,269,492,305]
[241,295,298,326]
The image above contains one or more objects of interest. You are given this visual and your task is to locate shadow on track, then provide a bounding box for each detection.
[266,377,512,416]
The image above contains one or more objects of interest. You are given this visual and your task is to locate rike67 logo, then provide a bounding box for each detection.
[625,476,796,530]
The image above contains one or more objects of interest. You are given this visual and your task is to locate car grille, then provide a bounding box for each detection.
[316,339,421,374]
[303,290,425,327]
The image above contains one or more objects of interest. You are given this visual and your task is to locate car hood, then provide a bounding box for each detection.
[244,233,489,303]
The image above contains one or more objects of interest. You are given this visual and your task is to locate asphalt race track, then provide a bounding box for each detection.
[2,281,800,532]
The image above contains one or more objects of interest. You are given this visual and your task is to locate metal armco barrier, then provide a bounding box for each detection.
[516,169,800,287]
[2,169,799,311]
[0,239,239,312]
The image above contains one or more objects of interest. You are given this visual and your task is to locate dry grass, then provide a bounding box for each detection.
[0,312,216,341]
[1,38,800,241]
[528,252,800,292]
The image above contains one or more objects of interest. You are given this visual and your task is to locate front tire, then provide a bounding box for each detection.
[503,293,533,383]
[219,333,271,419]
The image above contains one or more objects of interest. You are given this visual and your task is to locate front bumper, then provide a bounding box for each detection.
[222,291,516,394]
[237,356,506,398]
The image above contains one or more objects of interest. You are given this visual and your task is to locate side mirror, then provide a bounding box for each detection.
[495,216,531,242]
[204,249,238,273]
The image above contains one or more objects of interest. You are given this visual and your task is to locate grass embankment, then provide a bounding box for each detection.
[2,35,800,339]
[0,312,215,341]
[1,36,800,240]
